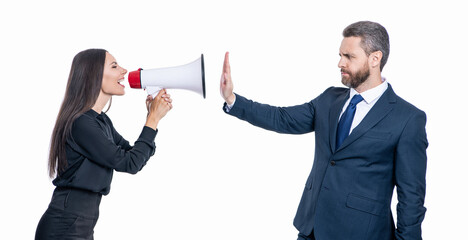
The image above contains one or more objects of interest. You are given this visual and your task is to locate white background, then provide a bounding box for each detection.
[1,0,466,239]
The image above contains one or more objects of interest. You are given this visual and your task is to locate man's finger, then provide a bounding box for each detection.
[223,52,230,75]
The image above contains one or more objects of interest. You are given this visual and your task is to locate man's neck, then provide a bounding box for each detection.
[354,74,383,93]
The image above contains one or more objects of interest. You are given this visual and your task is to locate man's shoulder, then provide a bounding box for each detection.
[389,87,426,115]
[323,86,348,95]
[312,86,348,102]
[384,87,427,127]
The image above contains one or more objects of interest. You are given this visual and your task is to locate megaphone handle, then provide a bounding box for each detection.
[146,86,163,98]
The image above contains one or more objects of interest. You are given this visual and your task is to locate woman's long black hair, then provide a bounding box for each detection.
[48,49,107,178]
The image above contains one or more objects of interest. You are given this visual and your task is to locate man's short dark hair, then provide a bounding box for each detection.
[343,21,390,71]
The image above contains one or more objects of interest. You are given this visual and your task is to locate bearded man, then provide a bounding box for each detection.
[220,21,428,240]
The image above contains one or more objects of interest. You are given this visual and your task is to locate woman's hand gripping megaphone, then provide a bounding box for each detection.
[145,89,173,130]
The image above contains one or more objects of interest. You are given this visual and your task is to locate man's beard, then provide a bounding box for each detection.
[341,63,370,89]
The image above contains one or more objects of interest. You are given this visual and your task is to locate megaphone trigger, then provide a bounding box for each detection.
[146,86,163,98]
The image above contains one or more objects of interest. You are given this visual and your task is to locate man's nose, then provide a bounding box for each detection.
[338,58,346,69]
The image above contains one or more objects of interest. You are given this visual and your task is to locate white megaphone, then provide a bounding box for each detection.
[128,54,206,98]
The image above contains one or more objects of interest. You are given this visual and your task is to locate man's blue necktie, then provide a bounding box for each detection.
[336,94,364,149]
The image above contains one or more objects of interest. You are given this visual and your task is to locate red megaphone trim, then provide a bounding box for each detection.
[128,68,142,89]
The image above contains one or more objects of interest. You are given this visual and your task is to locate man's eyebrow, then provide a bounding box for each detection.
[339,53,351,58]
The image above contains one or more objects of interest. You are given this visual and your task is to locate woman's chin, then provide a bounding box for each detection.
[112,90,125,96]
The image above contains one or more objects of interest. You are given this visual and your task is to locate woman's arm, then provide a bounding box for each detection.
[70,90,172,174]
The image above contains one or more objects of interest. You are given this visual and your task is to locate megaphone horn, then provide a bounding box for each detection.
[128,54,206,98]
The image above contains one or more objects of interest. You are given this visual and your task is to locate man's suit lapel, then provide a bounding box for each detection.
[329,90,350,153]
[335,84,397,152]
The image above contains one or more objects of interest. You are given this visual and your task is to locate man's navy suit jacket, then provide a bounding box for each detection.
[224,85,427,240]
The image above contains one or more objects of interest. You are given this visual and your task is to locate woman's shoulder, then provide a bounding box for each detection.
[73,110,99,129]
[73,109,115,130]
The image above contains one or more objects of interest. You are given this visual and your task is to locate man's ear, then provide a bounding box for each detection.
[369,51,383,69]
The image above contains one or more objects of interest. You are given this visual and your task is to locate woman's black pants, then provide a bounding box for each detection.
[35,187,102,240]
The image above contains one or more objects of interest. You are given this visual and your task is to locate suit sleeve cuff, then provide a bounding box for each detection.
[223,93,238,113]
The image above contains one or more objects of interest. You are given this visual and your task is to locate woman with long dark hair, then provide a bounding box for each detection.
[35,49,172,239]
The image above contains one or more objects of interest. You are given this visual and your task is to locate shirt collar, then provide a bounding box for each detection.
[350,79,388,104]
[86,109,105,119]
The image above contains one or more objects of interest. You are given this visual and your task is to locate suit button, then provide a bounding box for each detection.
[330,161,336,166]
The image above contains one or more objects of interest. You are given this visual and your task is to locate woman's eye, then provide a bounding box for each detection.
[112,66,117,68]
